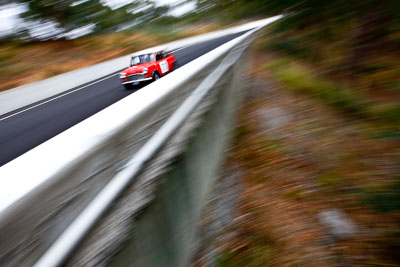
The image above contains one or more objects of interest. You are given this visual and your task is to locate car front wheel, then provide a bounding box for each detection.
[152,72,160,81]
[124,83,133,90]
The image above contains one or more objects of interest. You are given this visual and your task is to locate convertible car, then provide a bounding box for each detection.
[119,49,177,89]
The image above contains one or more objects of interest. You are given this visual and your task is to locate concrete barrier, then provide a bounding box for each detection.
[0,16,281,267]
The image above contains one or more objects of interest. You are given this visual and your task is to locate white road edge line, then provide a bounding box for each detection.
[0,32,246,122]
[0,73,119,122]
[1,46,200,123]
[0,32,247,122]
[169,46,187,53]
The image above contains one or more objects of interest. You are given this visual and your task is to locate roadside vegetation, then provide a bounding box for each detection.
[192,1,400,266]
[194,44,400,266]
[0,23,222,92]
[1,0,399,265]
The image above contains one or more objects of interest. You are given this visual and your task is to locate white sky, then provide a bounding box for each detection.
[168,1,196,17]
[102,0,195,16]
[0,0,196,37]
[0,3,27,36]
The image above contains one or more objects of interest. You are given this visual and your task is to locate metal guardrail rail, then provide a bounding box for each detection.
[0,16,280,267]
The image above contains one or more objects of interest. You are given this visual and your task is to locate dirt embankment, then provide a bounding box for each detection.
[193,52,400,266]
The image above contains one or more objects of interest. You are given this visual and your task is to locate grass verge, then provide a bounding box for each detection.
[265,58,400,126]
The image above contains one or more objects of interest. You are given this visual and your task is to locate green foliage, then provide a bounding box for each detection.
[3,0,171,38]
[284,189,303,200]
[374,106,400,125]
[267,37,312,59]
[218,245,272,267]
[365,105,400,125]
[265,60,368,115]
[16,0,113,31]
[137,25,178,41]
[234,125,251,142]
[0,48,18,62]
[197,0,399,129]
[195,0,399,30]
[318,174,343,188]
[362,183,400,213]
[368,131,400,139]
[265,57,400,127]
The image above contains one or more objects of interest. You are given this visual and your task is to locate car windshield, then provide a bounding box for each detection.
[131,53,155,66]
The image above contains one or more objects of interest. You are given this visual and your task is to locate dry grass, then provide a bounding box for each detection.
[0,24,218,92]
[194,50,400,266]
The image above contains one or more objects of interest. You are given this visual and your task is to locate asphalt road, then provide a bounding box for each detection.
[0,31,247,167]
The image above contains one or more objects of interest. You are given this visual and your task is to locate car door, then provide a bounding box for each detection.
[156,52,170,76]
[165,54,176,70]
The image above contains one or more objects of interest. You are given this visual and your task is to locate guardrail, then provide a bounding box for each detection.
[0,16,280,267]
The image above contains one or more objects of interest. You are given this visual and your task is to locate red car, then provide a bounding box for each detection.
[119,49,177,89]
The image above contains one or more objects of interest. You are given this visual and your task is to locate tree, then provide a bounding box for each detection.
[1,0,170,39]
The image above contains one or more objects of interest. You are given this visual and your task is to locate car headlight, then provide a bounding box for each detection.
[120,73,126,78]
[142,68,148,74]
